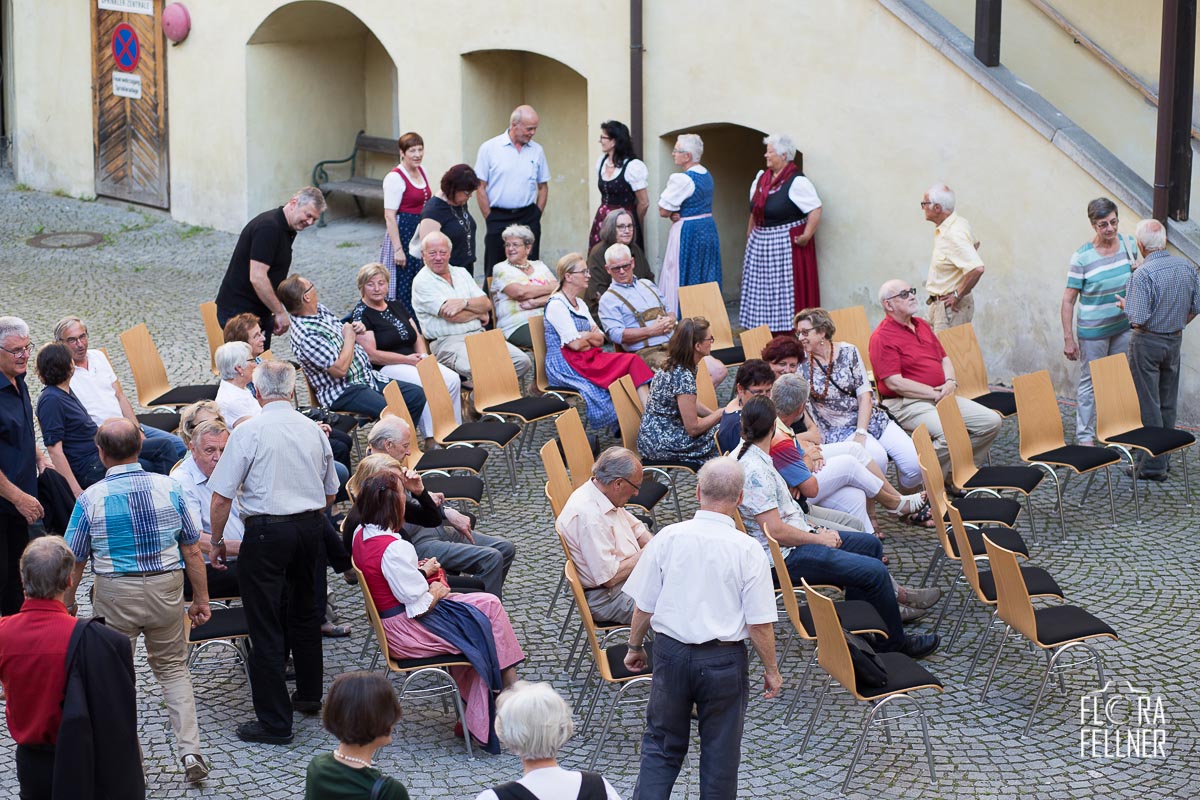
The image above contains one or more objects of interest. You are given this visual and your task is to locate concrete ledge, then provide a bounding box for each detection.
[878,0,1200,265]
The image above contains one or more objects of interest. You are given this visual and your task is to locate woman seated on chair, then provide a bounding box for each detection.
[637,318,722,463]
[491,225,558,348]
[222,312,268,359]
[544,252,654,431]
[351,471,523,752]
[352,262,463,444]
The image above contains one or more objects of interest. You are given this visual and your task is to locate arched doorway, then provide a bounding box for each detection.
[461,50,587,268]
[658,123,767,301]
[246,1,397,217]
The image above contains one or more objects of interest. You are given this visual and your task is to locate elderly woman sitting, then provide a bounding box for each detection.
[585,208,654,316]
[222,312,267,359]
[544,253,654,431]
[351,470,524,752]
[214,341,259,428]
[491,224,558,349]
[475,681,623,800]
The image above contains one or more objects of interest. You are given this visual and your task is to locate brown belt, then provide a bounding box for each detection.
[927,294,952,305]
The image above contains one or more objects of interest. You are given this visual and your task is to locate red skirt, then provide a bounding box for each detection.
[562,347,653,390]
[791,218,820,312]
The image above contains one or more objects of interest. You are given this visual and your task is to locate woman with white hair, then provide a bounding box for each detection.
[214,341,259,427]
[475,681,622,800]
[491,224,558,348]
[740,134,823,334]
[656,133,721,313]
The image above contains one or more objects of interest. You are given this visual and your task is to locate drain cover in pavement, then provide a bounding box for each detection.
[27,231,105,249]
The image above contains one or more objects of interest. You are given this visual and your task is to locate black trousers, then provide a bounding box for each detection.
[239,510,324,733]
[16,744,54,800]
[483,204,541,280]
[0,512,30,615]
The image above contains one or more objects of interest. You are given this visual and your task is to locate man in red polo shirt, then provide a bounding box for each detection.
[869,278,1001,477]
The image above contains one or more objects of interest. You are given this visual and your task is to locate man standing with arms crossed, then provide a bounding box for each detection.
[208,360,339,744]
[623,457,781,800]
[474,105,550,278]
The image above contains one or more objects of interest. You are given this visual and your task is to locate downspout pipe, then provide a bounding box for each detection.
[630,0,644,157]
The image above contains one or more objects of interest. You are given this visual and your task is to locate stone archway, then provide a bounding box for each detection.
[245,1,397,217]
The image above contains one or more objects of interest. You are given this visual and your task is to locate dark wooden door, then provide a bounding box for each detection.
[92,1,169,208]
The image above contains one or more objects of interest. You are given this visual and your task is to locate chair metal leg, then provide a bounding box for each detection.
[587,677,651,770]
[370,649,381,672]
[1035,464,1067,542]
[548,570,566,617]
[1182,449,1193,508]
[1022,493,1040,546]
[930,574,963,638]
[979,625,1012,703]
[799,673,832,753]
[557,597,576,642]
[920,548,944,588]
[565,624,585,671]
[966,610,1000,681]
[947,583,976,648]
[1104,465,1116,525]
[580,673,608,735]
[784,648,818,724]
[841,695,893,794]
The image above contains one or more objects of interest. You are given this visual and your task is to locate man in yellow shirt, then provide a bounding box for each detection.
[921,184,985,332]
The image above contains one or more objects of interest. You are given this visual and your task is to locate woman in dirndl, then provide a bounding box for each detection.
[378,132,432,317]
[588,120,649,252]
[543,253,654,431]
[739,134,823,336]
[657,133,722,314]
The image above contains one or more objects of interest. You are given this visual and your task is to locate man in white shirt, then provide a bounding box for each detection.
[474,105,551,278]
[54,316,186,474]
[623,457,781,800]
[557,447,652,624]
[170,418,243,599]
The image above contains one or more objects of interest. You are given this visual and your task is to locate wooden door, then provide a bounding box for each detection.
[92,0,169,208]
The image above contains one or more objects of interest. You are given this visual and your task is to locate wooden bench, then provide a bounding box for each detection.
[311,130,396,226]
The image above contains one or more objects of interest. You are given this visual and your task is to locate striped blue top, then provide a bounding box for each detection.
[65,463,200,574]
[1066,234,1136,340]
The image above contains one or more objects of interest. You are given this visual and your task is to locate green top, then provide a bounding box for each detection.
[305,753,410,800]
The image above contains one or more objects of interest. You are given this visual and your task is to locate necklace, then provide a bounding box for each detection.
[805,345,835,401]
[333,749,373,768]
[448,202,474,260]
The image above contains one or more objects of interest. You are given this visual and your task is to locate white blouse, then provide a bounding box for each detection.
[595,155,649,192]
[747,170,822,214]
[657,165,709,212]
[359,524,434,617]
[382,166,428,210]
[545,293,597,345]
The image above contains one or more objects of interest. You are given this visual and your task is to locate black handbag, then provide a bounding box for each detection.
[843,629,888,688]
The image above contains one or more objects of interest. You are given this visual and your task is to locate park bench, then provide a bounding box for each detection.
[311,130,396,226]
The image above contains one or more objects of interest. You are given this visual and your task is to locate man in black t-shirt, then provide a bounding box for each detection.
[215,187,326,348]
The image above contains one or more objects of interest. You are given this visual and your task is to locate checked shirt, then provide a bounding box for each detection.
[290,303,386,407]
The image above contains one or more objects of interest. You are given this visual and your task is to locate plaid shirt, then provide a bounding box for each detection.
[1124,250,1200,334]
[64,463,200,574]
[290,303,385,407]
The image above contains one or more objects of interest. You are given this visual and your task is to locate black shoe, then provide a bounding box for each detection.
[291,691,322,715]
[899,633,940,660]
[236,721,294,744]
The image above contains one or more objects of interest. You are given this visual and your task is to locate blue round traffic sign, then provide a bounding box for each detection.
[112,24,140,73]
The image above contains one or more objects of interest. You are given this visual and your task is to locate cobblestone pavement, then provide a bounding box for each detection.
[1,170,1196,799]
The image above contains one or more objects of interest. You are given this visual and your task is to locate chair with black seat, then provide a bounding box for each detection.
[200,301,224,377]
[528,314,584,405]
[417,355,521,484]
[352,563,474,758]
[465,328,569,455]
[382,382,489,513]
[678,282,744,367]
[185,605,251,683]
[1091,352,1195,522]
[980,535,1117,736]
[556,407,668,524]
[563,561,653,769]
[609,374,700,522]
[937,394,1053,540]
[936,322,1016,417]
[763,529,888,717]
[1013,370,1120,527]
[118,323,217,409]
[97,347,181,433]
[799,578,943,794]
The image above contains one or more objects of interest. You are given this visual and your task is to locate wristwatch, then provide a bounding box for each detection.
[855,428,868,436]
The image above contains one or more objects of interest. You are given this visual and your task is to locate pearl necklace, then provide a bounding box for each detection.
[333,749,374,768]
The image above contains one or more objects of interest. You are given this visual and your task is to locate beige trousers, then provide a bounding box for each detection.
[882,394,1001,479]
[927,292,975,333]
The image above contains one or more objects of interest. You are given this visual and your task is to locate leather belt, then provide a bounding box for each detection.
[245,510,323,525]
[102,569,177,578]
[1131,325,1182,337]
[927,293,953,305]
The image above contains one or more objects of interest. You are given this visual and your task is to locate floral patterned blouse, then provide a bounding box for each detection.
[802,342,889,442]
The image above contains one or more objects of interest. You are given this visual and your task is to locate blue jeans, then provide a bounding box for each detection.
[330,381,425,422]
[139,424,187,474]
[408,527,515,599]
[634,635,749,800]
[782,531,906,650]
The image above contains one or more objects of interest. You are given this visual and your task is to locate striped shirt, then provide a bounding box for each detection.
[64,463,200,574]
[290,303,385,407]
[1125,250,1200,334]
[1066,234,1136,340]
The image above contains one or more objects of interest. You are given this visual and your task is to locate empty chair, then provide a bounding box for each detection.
[466,328,569,452]
[200,301,224,377]
[936,322,1016,417]
[738,324,773,361]
[185,605,251,683]
[678,282,744,366]
[119,323,217,408]
[827,305,874,380]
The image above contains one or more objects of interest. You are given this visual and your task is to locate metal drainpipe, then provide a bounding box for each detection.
[630,0,644,157]
[1152,0,1180,222]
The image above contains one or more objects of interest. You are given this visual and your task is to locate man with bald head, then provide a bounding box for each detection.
[475,105,551,278]
[869,278,1001,476]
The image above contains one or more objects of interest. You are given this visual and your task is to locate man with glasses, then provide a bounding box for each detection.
[0,317,51,616]
[869,279,1001,477]
[921,184,985,332]
[598,242,678,371]
[557,447,652,624]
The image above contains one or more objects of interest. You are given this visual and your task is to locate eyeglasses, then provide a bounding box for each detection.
[608,261,634,272]
[886,288,918,301]
[700,336,716,344]
[615,224,635,231]
[63,332,88,346]
[619,476,643,492]
[301,284,315,298]
[1094,219,1119,230]
[0,343,34,358]
[567,268,587,275]
[919,201,933,208]
[796,326,815,336]
[599,135,613,142]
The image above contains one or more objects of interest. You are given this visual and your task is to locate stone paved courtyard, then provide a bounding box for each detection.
[1,170,1196,798]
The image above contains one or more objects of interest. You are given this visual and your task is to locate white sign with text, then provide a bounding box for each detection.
[112,73,143,99]
[98,0,153,14]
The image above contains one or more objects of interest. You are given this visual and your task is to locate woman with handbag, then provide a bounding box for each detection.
[378,132,432,317]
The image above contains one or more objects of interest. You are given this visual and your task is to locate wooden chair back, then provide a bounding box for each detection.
[528,315,554,394]
[118,323,171,407]
[352,563,402,672]
[936,395,980,488]
[539,440,574,516]
[732,507,747,532]
[260,349,275,361]
[695,359,718,411]
[947,505,988,605]
[300,369,321,409]
[982,534,1037,641]
[912,423,951,520]
[765,528,813,640]
[200,302,223,376]
[465,329,522,411]
[417,356,460,444]
[802,578,859,696]
[382,382,421,469]
[1090,354,1144,442]
[679,282,735,349]
[739,325,772,361]
[554,408,594,490]
[936,323,990,400]
[563,561,619,683]
[608,375,644,452]
[1012,371,1066,461]
[918,456,959,565]
[828,306,874,377]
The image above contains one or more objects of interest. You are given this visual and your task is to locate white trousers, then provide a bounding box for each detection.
[853,421,923,492]
[810,452,884,533]
[379,361,462,436]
